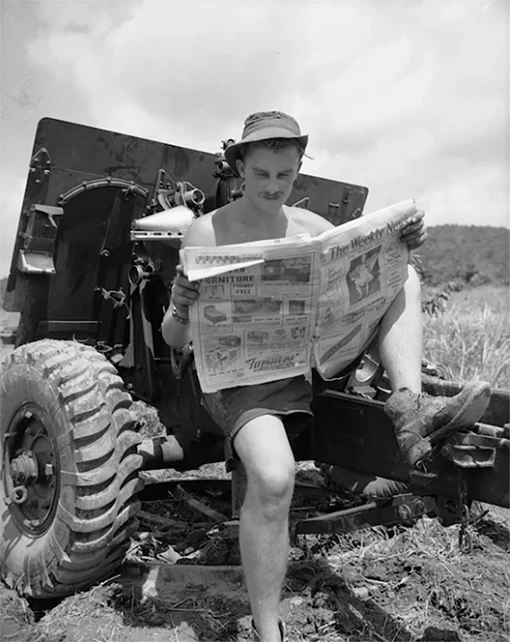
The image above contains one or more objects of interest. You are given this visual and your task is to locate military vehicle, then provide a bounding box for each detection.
[1,118,508,600]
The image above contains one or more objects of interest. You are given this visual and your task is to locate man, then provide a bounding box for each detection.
[161,111,490,642]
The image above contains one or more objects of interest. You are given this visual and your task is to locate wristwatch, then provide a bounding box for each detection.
[171,304,189,325]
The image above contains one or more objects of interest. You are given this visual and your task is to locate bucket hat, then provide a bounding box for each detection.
[224,110,308,175]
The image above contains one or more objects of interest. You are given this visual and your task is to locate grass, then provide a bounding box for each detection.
[422,285,510,389]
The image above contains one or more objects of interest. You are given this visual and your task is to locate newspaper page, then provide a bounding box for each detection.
[181,236,319,393]
[314,199,416,378]
[180,199,416,393]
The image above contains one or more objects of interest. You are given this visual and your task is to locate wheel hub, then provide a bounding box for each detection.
[10,450,39,485]
[4,406,59,534]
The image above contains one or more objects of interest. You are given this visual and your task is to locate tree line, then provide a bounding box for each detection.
[416,225,509,287]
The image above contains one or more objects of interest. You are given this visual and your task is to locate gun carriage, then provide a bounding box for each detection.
[1,119,508,599]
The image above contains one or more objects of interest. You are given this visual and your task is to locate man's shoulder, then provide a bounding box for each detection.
[285,205,335,236]
[184,202,236,247]
[182,211,217,247]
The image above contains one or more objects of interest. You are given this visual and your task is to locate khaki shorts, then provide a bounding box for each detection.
[201,375,313,470]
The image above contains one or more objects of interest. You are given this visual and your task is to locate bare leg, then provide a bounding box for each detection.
[234,415,295,642]
[378,264,422,393]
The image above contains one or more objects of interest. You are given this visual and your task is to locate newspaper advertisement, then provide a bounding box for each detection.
[181,236,319,392]
[181,199,416,393]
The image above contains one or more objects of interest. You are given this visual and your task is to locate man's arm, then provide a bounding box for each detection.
[161,214,216,347]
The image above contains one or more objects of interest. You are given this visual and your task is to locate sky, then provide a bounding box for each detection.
[0,0,508,277]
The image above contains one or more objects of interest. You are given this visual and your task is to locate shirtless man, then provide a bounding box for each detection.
[161,111,490,642]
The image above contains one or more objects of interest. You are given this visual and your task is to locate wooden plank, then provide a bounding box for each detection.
[177,485,229,523]
[138,509,188,530]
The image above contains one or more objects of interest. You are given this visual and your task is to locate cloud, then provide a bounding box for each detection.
[1,0,508,276]
[0,172,26,274]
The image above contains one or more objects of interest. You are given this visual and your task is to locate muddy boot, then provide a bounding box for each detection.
[252,618,287,642]
[384,381,491,467]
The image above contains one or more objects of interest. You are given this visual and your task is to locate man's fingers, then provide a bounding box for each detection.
[171,265,201,311]
[403,225,426,238]
[404,218,425,229]
[402,225,422,236]
[172,289,199,307]
[405,228,427,239]
[400,210,427,248]
[171,277,200,308]
[408,210,425,223]
[404,210,425,228]
[172,285,199,300]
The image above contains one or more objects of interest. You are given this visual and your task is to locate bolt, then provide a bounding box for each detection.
[44,463,54,476]
[24,411,33,420]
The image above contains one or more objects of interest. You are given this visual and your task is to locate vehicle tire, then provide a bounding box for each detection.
[1,339,144,599]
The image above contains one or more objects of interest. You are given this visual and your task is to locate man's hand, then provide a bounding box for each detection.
[170,265,200,317]
[401,210,427,249]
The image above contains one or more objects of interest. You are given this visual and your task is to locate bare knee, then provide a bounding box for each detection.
[247,464,295,519]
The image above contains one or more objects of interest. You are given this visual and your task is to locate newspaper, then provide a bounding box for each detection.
[180,199,416,393]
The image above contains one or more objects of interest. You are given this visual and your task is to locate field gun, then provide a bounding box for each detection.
[1,118,508,600]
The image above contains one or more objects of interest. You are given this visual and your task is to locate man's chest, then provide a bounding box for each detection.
[215,213,308,246]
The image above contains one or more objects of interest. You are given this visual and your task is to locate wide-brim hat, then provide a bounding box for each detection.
[224,110,308,176]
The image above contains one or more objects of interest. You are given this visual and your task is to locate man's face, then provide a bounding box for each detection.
[237,145,301,214]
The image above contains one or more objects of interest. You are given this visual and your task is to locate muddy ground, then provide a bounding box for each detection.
[1,462,509,642]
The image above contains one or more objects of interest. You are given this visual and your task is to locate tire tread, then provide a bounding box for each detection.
[1,339,143,599]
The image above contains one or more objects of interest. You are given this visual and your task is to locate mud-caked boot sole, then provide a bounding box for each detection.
[409,381,491,467]
[426,381,491,443]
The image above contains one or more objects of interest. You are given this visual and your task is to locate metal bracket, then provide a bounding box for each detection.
[95,287,130,317]
[29,147,52,186]
[291,197,310,210]
[58,177,148,206]
[441,432,504,468]
[294,493,436,535]
[17,204,64,274]
[146,169,205,216]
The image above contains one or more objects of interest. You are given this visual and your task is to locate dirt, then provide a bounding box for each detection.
[1,464,509,642]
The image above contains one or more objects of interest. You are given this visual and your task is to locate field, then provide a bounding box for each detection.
[422,285,509,389]
[1,285,509,642]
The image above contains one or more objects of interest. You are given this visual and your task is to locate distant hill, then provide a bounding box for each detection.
[415,225,509,287]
